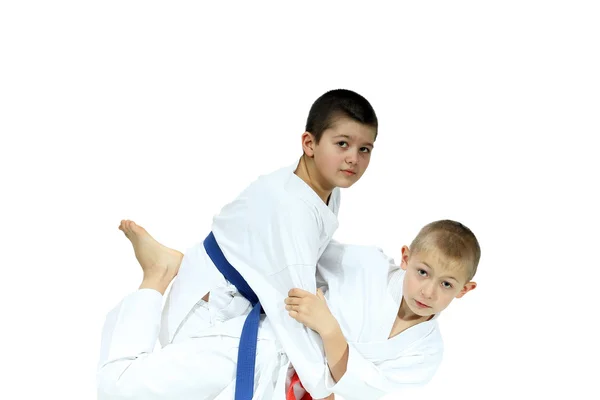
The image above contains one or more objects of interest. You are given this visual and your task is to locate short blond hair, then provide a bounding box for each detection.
[409,220,481,282]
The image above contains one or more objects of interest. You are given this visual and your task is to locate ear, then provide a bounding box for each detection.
[455,281,477,299]
[301,131,316,157]
[400,245,410,271]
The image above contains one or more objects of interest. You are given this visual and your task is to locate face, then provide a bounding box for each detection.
[400,245,477,318]
[302,116,376,190]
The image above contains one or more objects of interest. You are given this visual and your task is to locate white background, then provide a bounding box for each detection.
[1,1,599,399]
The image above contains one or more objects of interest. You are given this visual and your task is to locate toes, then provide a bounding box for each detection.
[132,222,144,235]
[118,220,145,238]
[130,221,147,236]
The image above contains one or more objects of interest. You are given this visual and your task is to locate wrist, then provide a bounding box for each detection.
[318,320,342,339]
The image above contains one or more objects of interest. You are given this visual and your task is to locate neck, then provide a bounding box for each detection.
[294,155,333,204]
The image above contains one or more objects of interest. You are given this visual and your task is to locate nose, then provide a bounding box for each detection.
[421,282,435,299]
[346,148,359,165]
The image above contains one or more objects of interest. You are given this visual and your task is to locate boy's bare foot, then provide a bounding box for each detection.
[119,220,183,281]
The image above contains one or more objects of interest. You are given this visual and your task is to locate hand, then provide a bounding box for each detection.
[285,288,339,336]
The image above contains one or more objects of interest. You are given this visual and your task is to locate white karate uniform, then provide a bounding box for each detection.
[316,242,444,400]
[97,160,341,399]
[97,243,444,400]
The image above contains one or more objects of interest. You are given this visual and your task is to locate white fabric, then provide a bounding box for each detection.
[97,160,444,399]
[96,244,445,400]
[318,242,444,400]
[97,160,341,399]
[97,289,285,400]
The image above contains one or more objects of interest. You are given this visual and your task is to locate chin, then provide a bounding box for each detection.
[413,309,432,317]
[410,304,435,317]
[335,177,359,188]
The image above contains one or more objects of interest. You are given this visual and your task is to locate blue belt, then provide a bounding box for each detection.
[203,232,262,400]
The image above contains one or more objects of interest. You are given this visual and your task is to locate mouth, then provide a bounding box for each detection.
[414,299,431,309]
[341,169,356,176]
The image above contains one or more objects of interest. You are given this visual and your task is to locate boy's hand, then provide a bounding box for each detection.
[285,288,339,336]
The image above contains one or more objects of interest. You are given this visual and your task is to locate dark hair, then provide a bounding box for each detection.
[305,89,378,143]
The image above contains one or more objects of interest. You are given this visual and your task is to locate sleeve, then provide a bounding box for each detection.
[96,289,236,399]
[323,344,442,400]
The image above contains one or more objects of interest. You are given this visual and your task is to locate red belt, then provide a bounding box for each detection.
[286,371,312,400]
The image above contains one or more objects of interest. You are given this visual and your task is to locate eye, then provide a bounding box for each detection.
[337,141,349,148]
[417,269,427,277]
[442,281,453,289]
[360,147,371,153]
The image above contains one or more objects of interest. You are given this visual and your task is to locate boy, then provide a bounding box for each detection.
[285,219,480,399]
[97,89,378,399]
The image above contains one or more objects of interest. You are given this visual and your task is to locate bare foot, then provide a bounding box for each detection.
[119,220,183,281]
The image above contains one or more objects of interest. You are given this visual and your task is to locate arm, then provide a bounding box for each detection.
[286,289,441,400]
[285,288,349,382]
[321,327,350,382]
